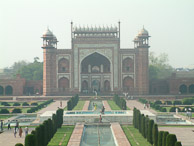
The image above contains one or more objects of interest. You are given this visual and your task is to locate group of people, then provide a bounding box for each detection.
[185,108,192,119]
[143,103,150,109]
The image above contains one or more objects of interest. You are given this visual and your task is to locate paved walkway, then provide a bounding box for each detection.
[0,128,35,146]
[159,127,194,146]
[111,123,131,146]
[67,123,84,146]
[102,100,112,111]
[82,101,90,111]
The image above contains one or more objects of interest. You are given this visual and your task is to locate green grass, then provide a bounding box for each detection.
[48,126,74,146]
[122,125,151,146]
[72,101,85,110]
[107,100,121,110]
[0,115,15,120]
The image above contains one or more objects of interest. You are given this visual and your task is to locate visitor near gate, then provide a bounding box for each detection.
[8,120,11,130]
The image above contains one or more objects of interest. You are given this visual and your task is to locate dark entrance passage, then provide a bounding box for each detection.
[5,85,13,95]
[0,86,4,95]
[189,84,194,94]
[179,84,187,94]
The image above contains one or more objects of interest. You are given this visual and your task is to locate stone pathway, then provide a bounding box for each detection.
[67,123,84,146]
[0,128,35,146]
[102,100,111,111]
[111,123,131,146]
[82,101,90,111]
[159,127,194,146]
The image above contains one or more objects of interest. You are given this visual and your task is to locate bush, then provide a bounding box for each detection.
[13,103,20,106]
[155,100,162,104]
[0,108,9,114]
[169,107,181,112]
[67,95,79,110]
[31,102,38,106]
[158,131,164,146]
[1,102,10,106]
[166,134,177,146]
[182,107,194,112]
[113,94,126,110]
[173,100,182,105]
[22,102,29,106]
[15,143,23,146]
[175,141,182,146]
[160,107,167,112]
[165,101,172,105]
[152,124,158,146]
[162,131,169,146]
[139,98,147,104]
[12,108,22,113]
[25,134,36,146]
[182,98,194,105]
[148,119,154,144]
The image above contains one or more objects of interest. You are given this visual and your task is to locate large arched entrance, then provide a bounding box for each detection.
[81,52,111,73]
[104,80,110,91]
[189,84,194,94]
[5,85,13,95]
[179,84,187,94]
[58,77,69,91]
[0,86,4,95]
[92,80,100,92]
[123,77,134,92]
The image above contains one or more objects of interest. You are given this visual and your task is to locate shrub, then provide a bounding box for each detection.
[166,134,177,146]
[12,108,22,113]
[173,100,182,105]
[22,102,29,106]
[181,107,194,112]
[15,143,23,146]
[0,108,9,114]
[31,102,38,106]
[155,104,160,110]
[182,98,194,105]
[152,124,158,146]
[13,103,20,106]
[165,101,172,105]
[175,141,182,146]
[139,98,147,104]
[1,102,10,106]
[169,107,181,112]
[158,131,164,146]
[25,134,36,146]
[160,107,167,112]
[155,100,162,104]
[162,131,169,146]
[148,119,154,144]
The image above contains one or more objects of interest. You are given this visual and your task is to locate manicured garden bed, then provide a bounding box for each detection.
[107,100,121,110]
[122,125,151,146]
[72,101,85,110]
[47,126,74,146]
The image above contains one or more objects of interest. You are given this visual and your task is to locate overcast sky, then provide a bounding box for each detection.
[0,0,194,69]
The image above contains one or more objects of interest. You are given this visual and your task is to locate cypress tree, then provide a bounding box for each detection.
[166,134,177,146]
[15,143,23,146]
[48,118,53,139]
[133,108,137,128]
[158,131,164,146]
[144,116,149,139]
[25,134,36,146]
[148,119,154,144]
[35,126,42,146]
[43,120,49,146]
[162,131,169,146]
[152,124,158,146]
[141,114,145,137]
[175,141,182,146]
[39,124,45,146]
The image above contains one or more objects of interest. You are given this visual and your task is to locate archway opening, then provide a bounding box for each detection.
[122,57,134,72]
[58,58,69,73]
[104,80,110,91]
[92,80,100,92]
[179,84,187,94]
[58,77,69,91]
[123,77,134,92]
[189,84,194,93]
[81,52,110,73]
[0,86,4,95]
[5,85,13,95]
[81,80,88,93]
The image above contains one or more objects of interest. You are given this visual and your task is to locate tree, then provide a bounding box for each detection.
[148,119,154,144]
[158,131,164,146]
[162,131,169,146]
[15,143,23,146]
[166,134,177,146]
[152,124,158,146]
[175,141,182,146]
[149,52,174,80]
[141,114,145,137]
[25,134,36,146]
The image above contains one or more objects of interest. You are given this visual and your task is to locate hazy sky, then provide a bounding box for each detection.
[0,0,194,68]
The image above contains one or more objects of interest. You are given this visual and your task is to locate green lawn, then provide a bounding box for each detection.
[0,115,15,120]
[72,101,85,110]
[48,126,74,146]
[107,100,121,110]
[122,125,151,146]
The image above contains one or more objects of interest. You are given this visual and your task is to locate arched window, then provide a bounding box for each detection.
[122,58,134,72]
[58,58,69,73]
[104,80,110,91]
[5,85,13,95]
[81,80,88,92]
[123,77,134,92]
[179,84,187,94]
[0,86,4,95]
[58,77,69,91]
[189,84,194,93]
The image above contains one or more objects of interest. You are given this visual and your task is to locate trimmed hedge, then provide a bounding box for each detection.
[13,103,20,106]
[25,134,36,146]
[22,102,29,106]
[15,143,23,146]
[169,107,181,112]
[165,101,172,105]
[152,123,158,146]
[175,141,182,146]
[12,108,22,113]
[148,120,154,144]
[162,131,169,146]
[1,102,10,106]
[182,97,194,105]
[139,98,147,104]
[166,134,177,146]
[0,108,9,114]
[173,100,182,105]
[155,100,162,104]
[31,102,38,106]
[158,131,164,146]
[67,95,79,110]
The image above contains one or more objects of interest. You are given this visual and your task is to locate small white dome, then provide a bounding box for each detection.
[138,27,149,36]
[43,28,53,37]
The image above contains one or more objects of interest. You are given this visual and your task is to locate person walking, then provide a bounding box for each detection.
[1,120,3,131]
[8,120,11,130]
[19,127,23,138]
[25,126,29,137]
[14,127,17,138]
